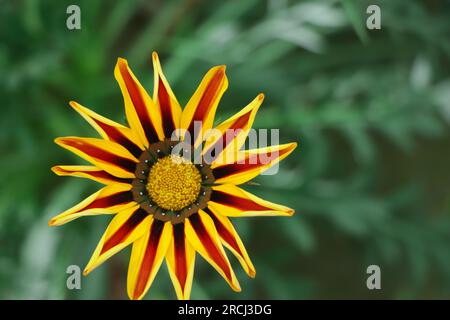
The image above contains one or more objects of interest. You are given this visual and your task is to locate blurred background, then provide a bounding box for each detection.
[1,0,450,299]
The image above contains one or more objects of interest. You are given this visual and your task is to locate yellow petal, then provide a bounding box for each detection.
[185,210,241,292]
[51,165,131,185]
[114,58,164,147]
[209,184,294,217]
[69,101,144,157]
[83,206,151,275]
[202,93,264,166]
[180,65,228,147]
[165,223,196,300]
[152,52,182,138]
[127,220,172,300]
[48,184,134,226]
[205,207,255,278]
[55,136,138,179]
[212,142,297,185]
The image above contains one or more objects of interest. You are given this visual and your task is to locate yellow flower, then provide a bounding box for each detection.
[49,52,297,300]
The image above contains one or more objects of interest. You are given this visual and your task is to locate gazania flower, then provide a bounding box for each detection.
[49,52,297,300]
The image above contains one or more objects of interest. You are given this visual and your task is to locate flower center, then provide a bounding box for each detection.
[131,139,215,224]
[146,155,202,211]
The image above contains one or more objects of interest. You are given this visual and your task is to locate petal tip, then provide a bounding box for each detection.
[232,282,242,292]
[82,267,91,276]
[291,142,298,150]
[129,290,144,300]
[54,137,66,146]
[68,100,83,112]
[117,57,128,66]
[152,51,159,61]
[217,65,227,73]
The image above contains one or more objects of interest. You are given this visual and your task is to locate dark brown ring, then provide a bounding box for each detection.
[131,139,214,224]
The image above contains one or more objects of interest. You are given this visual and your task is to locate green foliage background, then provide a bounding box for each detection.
[1,0,450,299]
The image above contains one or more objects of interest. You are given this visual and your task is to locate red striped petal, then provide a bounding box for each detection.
[173,223,188,289]
[52,165,132,185]
[115,59,164,147]
[101,208,148,254]
[133,220,164,298]
[181,66,228,146]
[210,190,270,211]
[205,207,255,277]
[83,206,152,275]
[55,137,138,177]
[188,213,232,281]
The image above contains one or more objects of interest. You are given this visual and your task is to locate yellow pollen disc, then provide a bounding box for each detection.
[147,155,202,211]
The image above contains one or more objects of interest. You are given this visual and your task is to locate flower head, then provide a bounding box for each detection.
[50,52,297,299]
